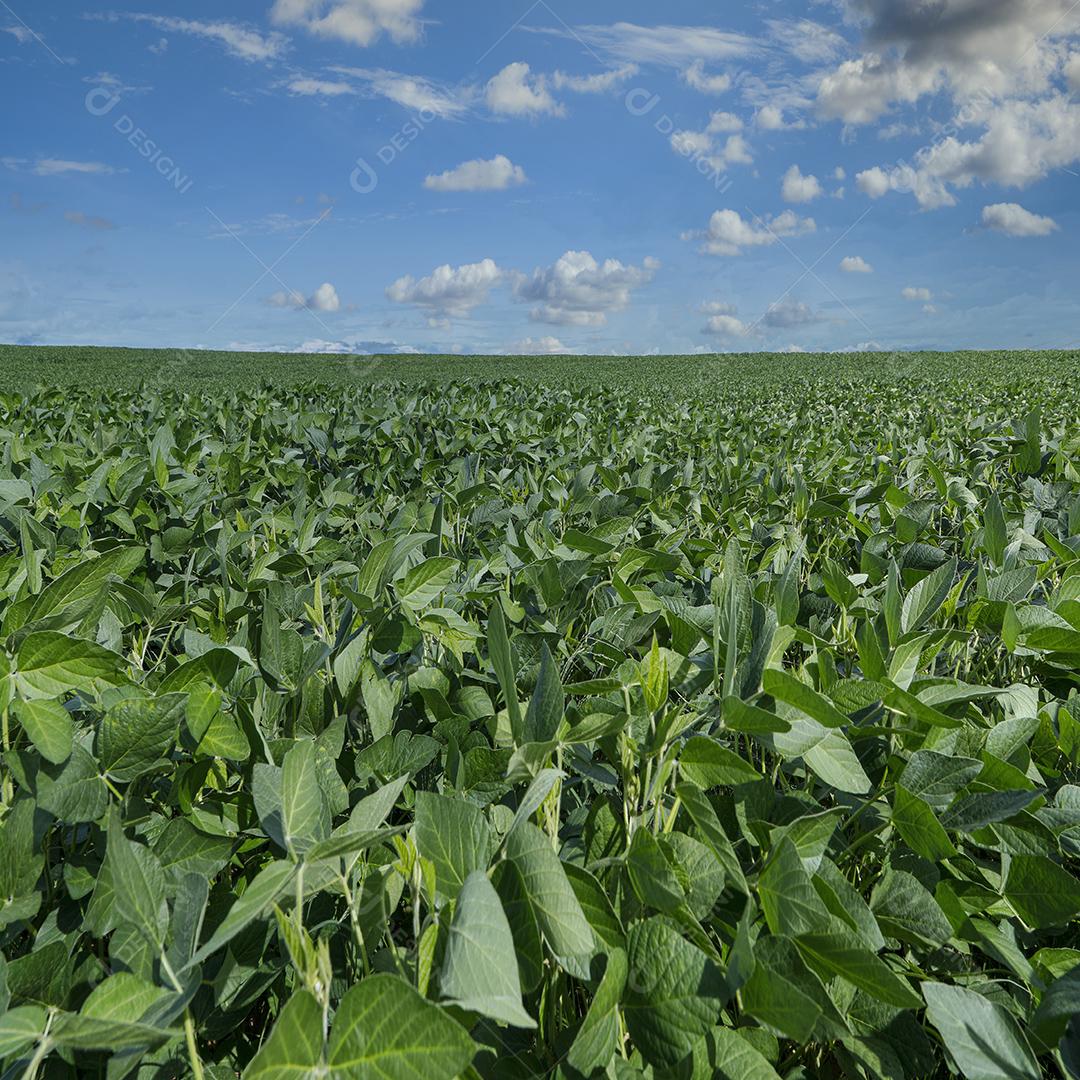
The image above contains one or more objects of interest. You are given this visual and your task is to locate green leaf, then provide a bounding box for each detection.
[794,919,921,1009]
[98,693,186,781]
[0,1004,47,1058]
[414,791,491,902]
[13,698,73,764]
[439,870,535,1028]
[188,860,297,967]
[892,784,957,862]
[280,739,331,857]
[624,917,730,1068]
[327,974,475,1079]
[523,643,563,745]
[693,1027,783,1080]
[244,990,324,1079]
[680,735,762,788]
[1003,854,1080,928]
[16,631,128,698]
[763,667,849,728]
[108,810,167,950]
[900,558,956,635]
[922,982,1040,1080]
[566,949,627,1074]
[395,556,458,610]
[676,781,748,895]
[487,601,522,743]
[759,837,831,937]
[29,545,145,623]
[626,826,685,913]
[503,821,594,978]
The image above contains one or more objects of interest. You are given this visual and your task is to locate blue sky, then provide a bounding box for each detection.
[2,0,1079,355]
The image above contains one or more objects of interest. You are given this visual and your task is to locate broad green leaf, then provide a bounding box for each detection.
[892,784,957,862]
[503,821,594,978]
[98,693,186,781]
[327,974,475,1079]
[13,698,73,764]
[280,739,331,856]
[439,870,535,1028]
[922,982,1040,1080]
[395,555,458,610]
[16,631,128,698]
[763,668,849,728]
[244,990,324,1079]
[759,837,831,937]
[900,558,957,635]
[414,791,491,902]
[624,918,730,1068]
[523,644,563,745]
[679,735,762,787]
[487,601,522,742]
[108,809,167,949]
[1004,854,1080,928]
[0,1005,47,1058]
[566,949,627,1074]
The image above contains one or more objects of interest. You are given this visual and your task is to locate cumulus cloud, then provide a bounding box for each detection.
[330,67,473,117]
[551,65,638,93]
[816,0,1080,124]
[902,286,932,301]
[707,111,743,133]
[686,208,816,256]
[508,336,578,354]
[682,59,731,94]
[781,164,824,203]
[761,298,822,328]
[669,124,752,174]
[756,104,807,130]
[840,255,874,273]
[486,62,563,117]
[108,14,286,62]
[269,282,341,312]
[704,313,752,338]
[270,0,425,47]
[513,250,659,326]
[424,155,526,192]
[855,95,1080,208]
[387,259,503,319]
[981,202,1059,236]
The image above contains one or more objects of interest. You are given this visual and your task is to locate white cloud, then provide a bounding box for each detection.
[981,202,1059,236]
[856,95,1080,208]
[2,158,118,177]
[1068,52,1080,92]
[269,282,341,312]
[902,286,932,301]
[682,59,731,94]
[387,259,503,319]
[331,67,472,117]
[2,25,34,44]
[513,250,658,326]
[670,126,752,173]
[704,313,751,338]
[486,62,563,117]
[767,18,846,64]
[424,155,526,192]
[762,298,822,328]
[834,166,846,181]
[286,77,355,96]
[701,300,738,315]
[552,64,638,93]
[816,0,1080,125]
[117,14,287,62]
[781,164,824,203]
[508,336,578,354]
[755,105,806,130]
[687,208,816,256]
[270,0,424,47]
[707,111,743,133]
[840,255,874,273]
[537,22,757,67]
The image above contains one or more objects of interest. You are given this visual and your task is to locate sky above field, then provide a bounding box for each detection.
[2,1,1080,356]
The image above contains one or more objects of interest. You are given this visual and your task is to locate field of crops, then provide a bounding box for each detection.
[2,347,1080,1079]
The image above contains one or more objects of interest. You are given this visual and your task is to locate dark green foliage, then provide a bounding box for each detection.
[1,349,1080,1077]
